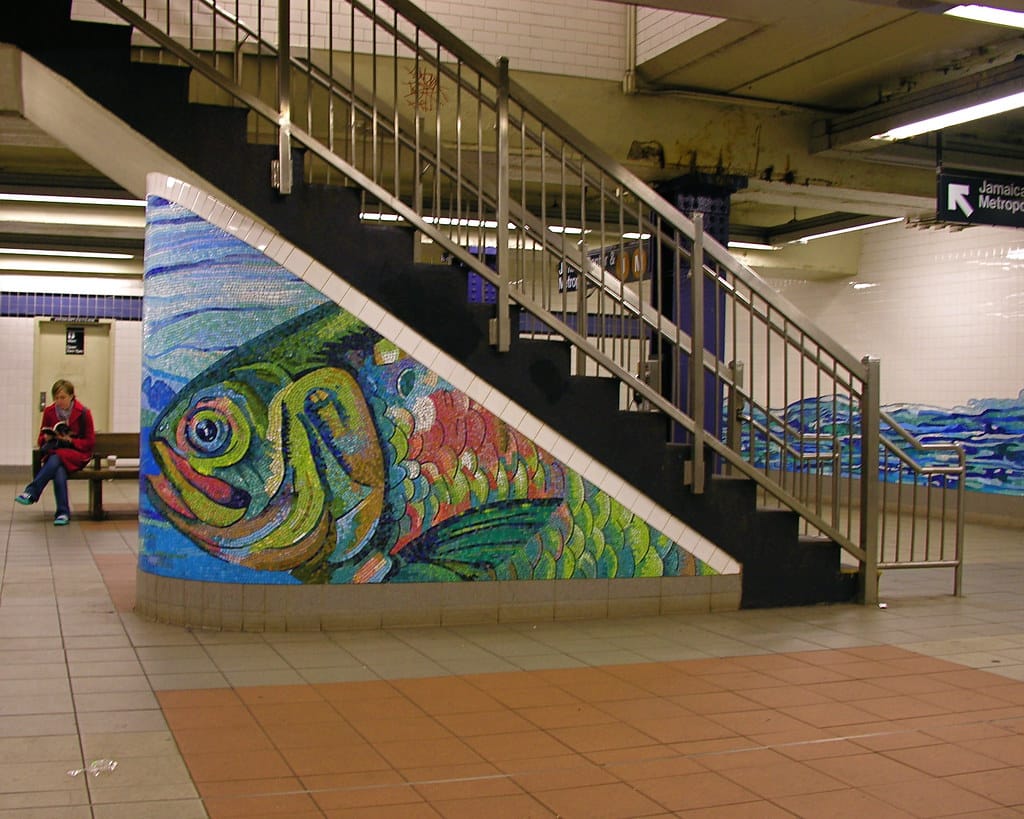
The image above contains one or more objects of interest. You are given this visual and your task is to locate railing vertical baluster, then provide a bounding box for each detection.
[690,213,705,494]
[954,460,965,596]
[274,0,293,194]
[859,355,881,604]
[492,57,511,352]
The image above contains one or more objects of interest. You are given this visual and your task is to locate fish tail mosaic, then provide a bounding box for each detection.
[140,196,714,585]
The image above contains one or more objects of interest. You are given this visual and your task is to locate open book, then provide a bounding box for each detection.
[41,421,72,438]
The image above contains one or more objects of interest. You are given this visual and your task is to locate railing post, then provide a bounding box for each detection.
[689,213,705,494]
[726,359,744,475]
[576,243,589,376]
[490,56,511,352]
[859,355,881,604]
[273,0,293,194]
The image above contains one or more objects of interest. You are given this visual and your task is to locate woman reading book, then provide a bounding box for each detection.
[15,379,95,525]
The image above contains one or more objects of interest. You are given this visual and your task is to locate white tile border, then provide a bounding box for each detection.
[146,172,738,576]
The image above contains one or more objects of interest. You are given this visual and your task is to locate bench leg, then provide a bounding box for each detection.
[88,479,106,521]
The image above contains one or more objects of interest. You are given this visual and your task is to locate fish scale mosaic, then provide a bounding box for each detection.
[139,196,714,585]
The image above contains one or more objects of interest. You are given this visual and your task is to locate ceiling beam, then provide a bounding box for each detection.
[810,58,1024,154]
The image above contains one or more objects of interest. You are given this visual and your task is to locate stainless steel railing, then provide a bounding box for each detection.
[81,0,966,599]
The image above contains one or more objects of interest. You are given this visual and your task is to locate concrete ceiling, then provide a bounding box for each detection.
[1,0,1023,283]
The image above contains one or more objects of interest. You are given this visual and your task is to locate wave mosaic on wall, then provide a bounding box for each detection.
[742,393,1024,496]
[139,196,715,585]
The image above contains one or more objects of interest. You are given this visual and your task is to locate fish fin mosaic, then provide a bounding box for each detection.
[140,195,715,584]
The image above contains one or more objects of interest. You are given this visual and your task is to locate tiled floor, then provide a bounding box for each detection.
[1,477,1023,818]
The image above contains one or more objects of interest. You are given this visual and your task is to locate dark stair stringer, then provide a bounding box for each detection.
[1,3,857,607]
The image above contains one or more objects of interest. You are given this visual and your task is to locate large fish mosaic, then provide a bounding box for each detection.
[145,300,704,583]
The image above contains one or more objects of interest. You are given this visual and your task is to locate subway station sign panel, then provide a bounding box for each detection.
[938,169,1024,228]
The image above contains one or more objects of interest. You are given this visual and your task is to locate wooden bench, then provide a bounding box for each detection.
[33,432,140,520]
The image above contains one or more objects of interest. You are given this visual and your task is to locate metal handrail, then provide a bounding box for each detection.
[81,0,966,599]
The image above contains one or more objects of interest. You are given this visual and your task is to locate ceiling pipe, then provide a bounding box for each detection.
[622,5,637,96]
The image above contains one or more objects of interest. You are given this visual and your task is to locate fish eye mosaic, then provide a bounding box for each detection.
[139,197,714,585]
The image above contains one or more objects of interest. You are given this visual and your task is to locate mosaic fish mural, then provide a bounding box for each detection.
[140,196,713,584]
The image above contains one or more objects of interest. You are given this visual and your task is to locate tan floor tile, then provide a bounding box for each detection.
[948,766,1024,805]
[630,769,759,812]
[312,782,427,812]
[280,742,393,776]
[204,791,322,818]
[865,776,1002,816]
[534,780,665,818]
[91,799,208,819]
[507,754,623,791]
[674,800,798,818]
[0,808,91,818]
[884,742,1010,777]
[777,787,917,818]
[183,748,294,783]
[719,758,848,798]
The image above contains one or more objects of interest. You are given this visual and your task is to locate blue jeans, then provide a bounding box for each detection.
[24,455,70,518]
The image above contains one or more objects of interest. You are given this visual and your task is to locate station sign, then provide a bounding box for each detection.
[938,169,1024,228]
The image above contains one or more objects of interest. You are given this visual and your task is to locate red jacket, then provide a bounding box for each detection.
[37,399,95,473]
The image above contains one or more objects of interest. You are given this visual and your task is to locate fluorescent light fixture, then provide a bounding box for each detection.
[622,232,652,240]
[548,225,586,235]
[850,281,879,290]
[0,247,134,260]
[944,4,1024,29]
[0,192,145,207]
[728,241,779,251]
[360,213,505,229]
[792,217,903,243]
[871,91,1024,141]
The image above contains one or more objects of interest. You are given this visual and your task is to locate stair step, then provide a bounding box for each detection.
[4,9,130,57]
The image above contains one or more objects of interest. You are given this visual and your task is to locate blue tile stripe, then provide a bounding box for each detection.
[0,292,142,320]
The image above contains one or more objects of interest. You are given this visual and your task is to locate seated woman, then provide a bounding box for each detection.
[15,379,96,525]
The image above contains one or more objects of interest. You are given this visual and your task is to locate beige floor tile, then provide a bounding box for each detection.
[91,799,208,819]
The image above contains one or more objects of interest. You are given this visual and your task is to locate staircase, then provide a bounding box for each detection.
[2,0,866,607]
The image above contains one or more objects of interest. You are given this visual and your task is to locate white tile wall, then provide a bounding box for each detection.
[771,223,1024,407]
[0,317,143,467]
[111,320,143,431]
[74,0,629,81]
[0,318,38,467]
[637,8,722,65]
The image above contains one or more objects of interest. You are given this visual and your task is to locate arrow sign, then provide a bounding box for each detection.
[938,170,1024,228]
[947,183,974,217]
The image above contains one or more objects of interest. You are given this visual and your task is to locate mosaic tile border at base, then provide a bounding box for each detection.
[134,572,742,631]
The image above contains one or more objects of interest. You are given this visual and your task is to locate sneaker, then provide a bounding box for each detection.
[54,514,70,526]
[15,492,35,505]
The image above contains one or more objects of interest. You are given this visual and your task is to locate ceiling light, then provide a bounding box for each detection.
[811,58,1024,153]
[791,217,904,243]
[871,91,1024,141]
[0,192,145,207]
[944,4,1024,29]
[548,225,586,235]
[0,248,134,260]
[728,241,779,251]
